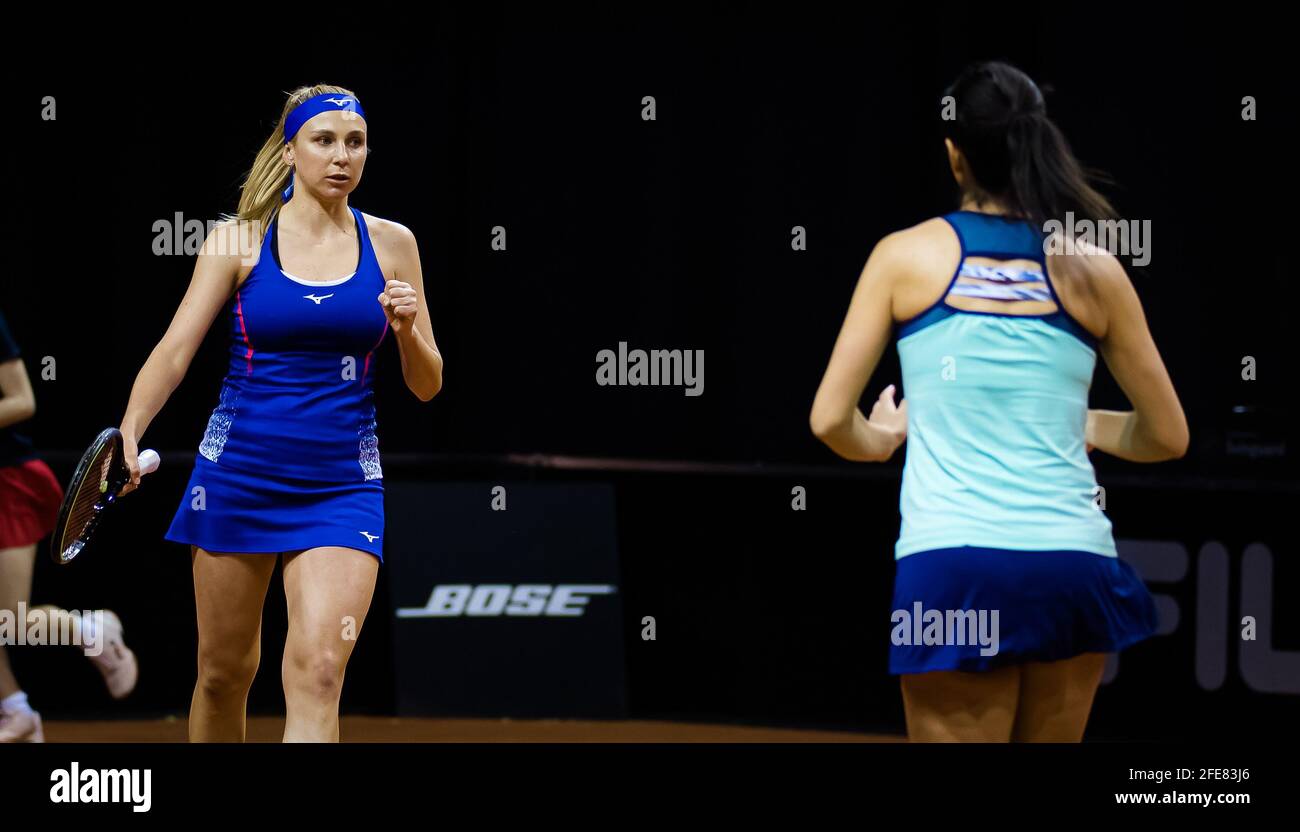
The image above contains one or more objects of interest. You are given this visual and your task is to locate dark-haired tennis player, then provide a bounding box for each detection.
[0,307,138,742]
[116,85,443,742]
[811,61,1187,741]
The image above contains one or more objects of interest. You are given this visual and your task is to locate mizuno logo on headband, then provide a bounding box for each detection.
[283,92,367,144]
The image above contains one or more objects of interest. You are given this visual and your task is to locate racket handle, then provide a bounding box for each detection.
[137,449,161,475]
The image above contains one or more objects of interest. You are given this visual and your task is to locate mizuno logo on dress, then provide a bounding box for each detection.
[304,293,335,304]
[359,531,379,542]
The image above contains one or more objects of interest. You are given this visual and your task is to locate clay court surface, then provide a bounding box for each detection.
[38,717,902,743]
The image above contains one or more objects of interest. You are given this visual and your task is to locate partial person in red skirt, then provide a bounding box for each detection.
[0,306,139,742]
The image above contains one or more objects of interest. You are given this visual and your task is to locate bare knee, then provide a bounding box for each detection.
[284,648,348,703]
[197,648,259,700]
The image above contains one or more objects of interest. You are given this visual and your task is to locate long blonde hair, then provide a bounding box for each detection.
[220,84,362,231]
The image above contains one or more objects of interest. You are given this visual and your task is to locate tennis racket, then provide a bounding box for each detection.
[51,428,160,564]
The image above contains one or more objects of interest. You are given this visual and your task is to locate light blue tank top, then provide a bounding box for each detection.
[195,206,390,482]
[893,211,1115,559]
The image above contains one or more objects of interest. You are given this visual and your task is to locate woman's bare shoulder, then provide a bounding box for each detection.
[200,217,264,259]
[870,216,960,279]
[1045,233,1131,304]
[359,212,420,282]
[360,212,416,250]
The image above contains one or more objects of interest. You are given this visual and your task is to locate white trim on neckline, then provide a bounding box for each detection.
[279,269,357,287]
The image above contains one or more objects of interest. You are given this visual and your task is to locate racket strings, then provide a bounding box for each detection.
[63,450,115,546]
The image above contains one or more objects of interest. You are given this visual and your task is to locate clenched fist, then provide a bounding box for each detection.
[378,279,417,332]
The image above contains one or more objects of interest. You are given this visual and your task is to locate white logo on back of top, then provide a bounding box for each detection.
[304,293,335,304]
[360,531,379,542]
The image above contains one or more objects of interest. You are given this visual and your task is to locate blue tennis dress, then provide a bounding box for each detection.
[165,206,390,561]
[887,210,1157,673]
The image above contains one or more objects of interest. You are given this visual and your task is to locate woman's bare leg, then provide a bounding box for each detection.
[190,546,276,742]
[0,544,36,700]
[280,546,378,743]
[900,664,1021,742]
[1011,652,1107,742]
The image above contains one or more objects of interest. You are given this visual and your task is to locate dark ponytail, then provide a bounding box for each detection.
[942,61,1116,228]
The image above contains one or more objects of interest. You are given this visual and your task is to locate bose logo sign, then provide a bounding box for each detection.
[396,584,616,618]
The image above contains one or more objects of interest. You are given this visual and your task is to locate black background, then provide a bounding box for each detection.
[1,5,1295,741]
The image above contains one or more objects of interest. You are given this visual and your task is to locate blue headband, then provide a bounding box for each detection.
[282,93,367,202]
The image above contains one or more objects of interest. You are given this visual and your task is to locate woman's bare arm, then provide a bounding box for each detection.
[381,222,443,401]
[1084,251,1188,461]
[810,231,909,462]
[118,221,246,491]
[0,358,36,430]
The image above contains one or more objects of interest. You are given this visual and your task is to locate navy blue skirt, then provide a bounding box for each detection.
[889,546,1156,674]
[164,455,385,561]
